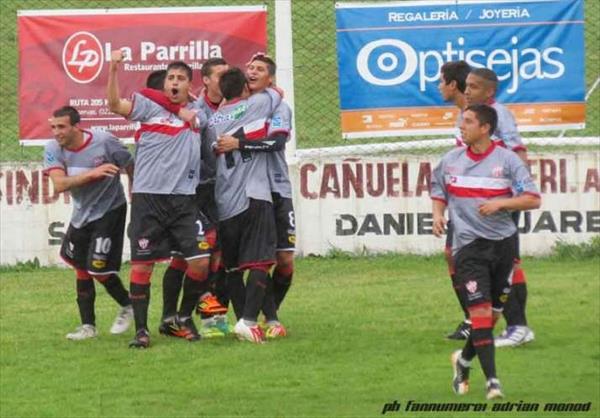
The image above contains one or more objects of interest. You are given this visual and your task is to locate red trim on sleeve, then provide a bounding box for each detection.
[269,129,290,137]
[431,196,447,204]
[42,167,66,176]
[512,145,528,152]
[521,191,541,199]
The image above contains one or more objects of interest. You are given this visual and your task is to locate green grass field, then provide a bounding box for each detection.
[1,253,598,417]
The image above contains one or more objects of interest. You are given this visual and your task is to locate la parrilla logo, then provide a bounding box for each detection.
[62,31,104,84]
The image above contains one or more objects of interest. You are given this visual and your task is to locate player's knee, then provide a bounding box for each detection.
[186,259,209,281]
[169,257,188,273]
[130,263,153,284]
[75,269,92,280]
[275,253,294,276]
[468,302,493,330]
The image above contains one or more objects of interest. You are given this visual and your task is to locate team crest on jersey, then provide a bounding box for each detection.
[138,238,150,250]
[465,280,478,294]
[92,259,106,269]
[492,166,504,178]
[62,31,104,84]
[270,115,283,129]
[45,152,56,163]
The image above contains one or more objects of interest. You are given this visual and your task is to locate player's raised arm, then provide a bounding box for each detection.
[107,50,133,117]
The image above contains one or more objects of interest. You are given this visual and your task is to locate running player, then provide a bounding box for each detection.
[207,67,282,343]
[438,60,472,340]
[44,106,134,340]
[431,104,541,399]
[465,68,534,347]
[108,50,211,348]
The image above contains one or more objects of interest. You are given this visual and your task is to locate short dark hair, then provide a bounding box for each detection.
[201,58,228,78]
[146,70,166,90]
[440,61,471,93]
[219,68,248,100]
[53,106,80,125]
[166,61,193,81]
[249,53,276,76]
[465,104,498,135]
[470,67,498,85]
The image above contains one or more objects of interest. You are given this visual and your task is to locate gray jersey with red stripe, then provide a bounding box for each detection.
[207,89,281,221]
[43,129,132,228]
[431,143,539,254]
[267,101,293,198]
[129,93,204,195]
[455,102,525,152]
[194,94,220,185]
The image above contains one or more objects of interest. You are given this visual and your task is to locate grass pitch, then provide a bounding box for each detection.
[1,254,598,417]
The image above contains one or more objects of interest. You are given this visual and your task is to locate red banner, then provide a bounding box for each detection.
[18,6,267,143]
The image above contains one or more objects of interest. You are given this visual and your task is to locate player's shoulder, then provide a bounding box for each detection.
[443,145,466,161]
[88,127,118,143]
[44,139,61,154]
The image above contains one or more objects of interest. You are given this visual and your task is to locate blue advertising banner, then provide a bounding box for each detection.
[336,0,585,138]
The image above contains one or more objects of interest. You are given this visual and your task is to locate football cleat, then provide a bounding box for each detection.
[196,293,228,316]
[495,326,535,348]
[265,322,287,339]
[214,314,233,335]
[129,329,150,349]
[451,350,470,395]
[159,317,200,341]
[446,320,471,340]
[110,305,133,335]
[486,379,505,400]
[199,317,225,338]
[234,319,265,344]
[66,324,97,340]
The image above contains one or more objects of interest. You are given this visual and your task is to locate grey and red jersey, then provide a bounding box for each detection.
[207,89,281,221]
[431,143,539,255]
[43,128,132,228]
[267,101,293,198]
[455,101,526,153]
[193,93,220,185]
[129,93,206,195]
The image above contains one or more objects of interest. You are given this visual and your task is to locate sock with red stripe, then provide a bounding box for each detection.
[178,270,209,319]
[76,276,96,326]
[242,270,268,322]
[472,328,496,380]
[130,283,150,331]
[503,266,528,326]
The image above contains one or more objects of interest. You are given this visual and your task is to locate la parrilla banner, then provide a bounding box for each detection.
[336,0,585,139]
[18,6,267,144]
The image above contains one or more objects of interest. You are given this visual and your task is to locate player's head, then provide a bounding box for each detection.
[460,104,498,145]
[49,106,81,147]
[200,58,229,98]
[465,68,498,105]
[219,67,250,100]
[146,70,166,91]
[246,52,276,92]
[165,61,193,104]
[439,61,470,101]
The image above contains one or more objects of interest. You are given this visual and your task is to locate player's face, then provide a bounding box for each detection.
[203,64,229,97]
[465,74,494,105]
[246,60,272,92]
[50,116,77,147]
[165,68,192,104]
[438,74,455,102]
[460,110,489,145]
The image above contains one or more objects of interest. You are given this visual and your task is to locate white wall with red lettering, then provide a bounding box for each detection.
[1,151,599,266]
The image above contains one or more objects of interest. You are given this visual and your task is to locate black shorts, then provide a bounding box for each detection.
[60,204,126,274]
[129,193,210,263]
[272,193,295,252]
[219,198,276,271]
[454,234,518,311]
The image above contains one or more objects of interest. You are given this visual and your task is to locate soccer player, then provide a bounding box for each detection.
[108,50,212,348]
[245,53,295,337]
[465,68,534,347]
[43,106,134,340]
[207,67,282,343]
[138,58,231,338]
[438,60,473,340]
[431,104,541,399]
